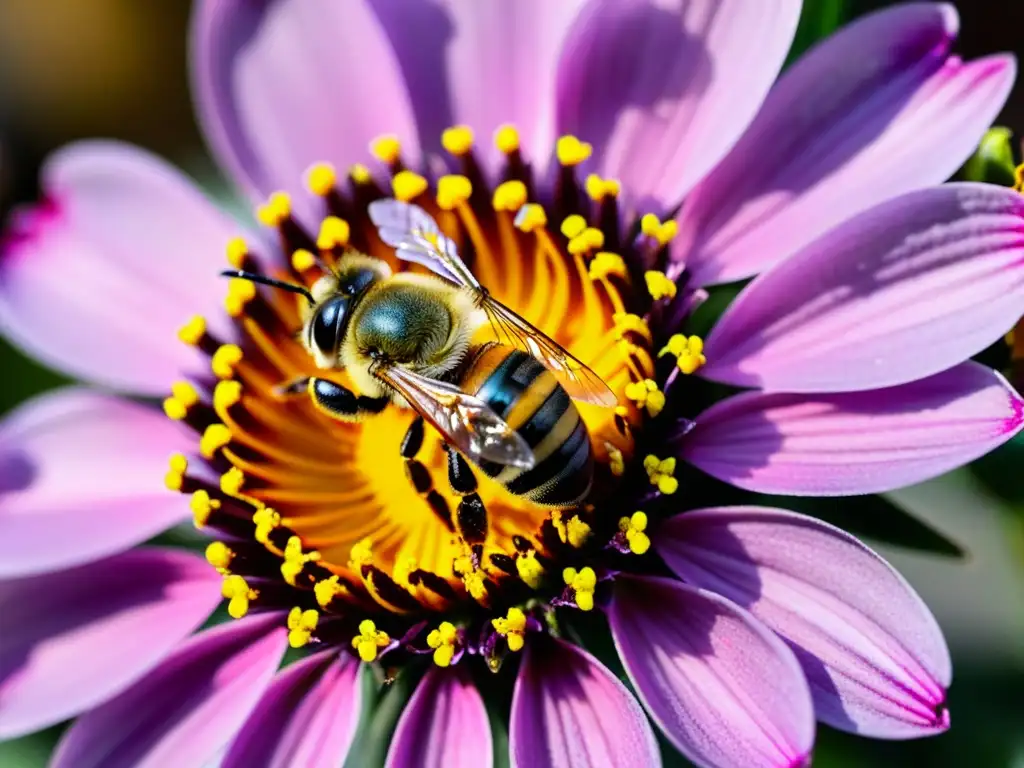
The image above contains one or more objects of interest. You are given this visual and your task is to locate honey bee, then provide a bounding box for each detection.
[224,200,615,539]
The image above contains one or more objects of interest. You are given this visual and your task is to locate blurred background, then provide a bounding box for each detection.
[0,0,1021,766]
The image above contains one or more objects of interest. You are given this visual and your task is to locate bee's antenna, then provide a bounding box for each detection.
[220,270,315,306]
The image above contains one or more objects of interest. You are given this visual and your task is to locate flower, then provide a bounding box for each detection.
[0,2,1021,767]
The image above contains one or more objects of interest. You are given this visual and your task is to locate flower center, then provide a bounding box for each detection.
[165,124,699,659]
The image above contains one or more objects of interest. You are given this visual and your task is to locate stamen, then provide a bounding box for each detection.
[281,535,322,586]
[562,566,597,611]
[257,192,292,229]
[605,443,626,477]
[643,455,678,495]
[441,125,475,156]
[190,490,221,528]
[225,237,252,271]
[426,621,460,667]
[514,203,547,232]
[516,550,544,588]
[314,575,347,609]
[618,512,651,555]
[492,607,527,652]
[556,135,593,166]
[492,180,528,212]
[571,229,606,257]
[349,163,373,186]
[391,171,428,202]
[352,619,391,662]
[644,270,677,301]
[552,510,591,548]
[494,125,520,154]
[560,215,587,239]
[252,507,282,547]
[200,423,233,459]
[370,135,402,167]
[658,334,706,374]
[584,175,620,201]
[305,163,338,197]
[588,251,625,279]
[205,541,235,573]
[177,315,220,356]
[437,175,473,211]
[211,344,244,380]
[640,214,678,247]
[291,249,318,273]
[287,607,320,648]
[165,453,189,492]
[163,380,202,422]
[624,379,665,418]
[222,575,258,618]
[317,216,351,251]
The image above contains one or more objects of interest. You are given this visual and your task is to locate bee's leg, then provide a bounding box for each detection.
[401,416,454,529]
[446,448,488,546]
[306,377,389,421]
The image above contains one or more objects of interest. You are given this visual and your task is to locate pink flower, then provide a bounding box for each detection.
[0,3,1020,767]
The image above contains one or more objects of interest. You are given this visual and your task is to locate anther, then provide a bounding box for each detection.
[352,619,391,662]
[252,507,282,546]
[492,180,528,212]
[214,380,243,413]
[291,248,317,273]
[190,489,221,528]
[257,192,292,228]
[643,455,678,495]
[165,453,189,492]
[619,511,651,555]
[492,607,528,652]
[281,535,322,586]
[516,550,544,588]
[584,174,620,200]
[624,379,665,418]
[349,163,373,186]
[225,237,251,270]
[287,607,319,648]
[562,566,597,611]
[658,334,706,374]
[640,214,679,247]
[314,575,346,609]
[514,203,547,232]
[391,170,428,202]
[222,574,258,619]
[205,541,234,573]
[349,538,374,571]
[494,125,520,154]
[605,443,626,476]
[426,621,460,667]
[645,270,677,301]
[211,344,244,380]
[588,251,626,279]
[224,278,257,318]
[552,510,591,548]
[370,135,402,167]
[305,162,337,197]
[220,467,246,497]
[556,135,593,166]
[442,125,475,156]
[163,380,201,422]
[613,313,652,344]
[177,315,218,355]
[561,214,587,239]
[437,175,473,210]
[317,216,351,251]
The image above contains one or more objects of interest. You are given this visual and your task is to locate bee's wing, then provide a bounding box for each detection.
[376,364,535,469]
[482,299,618,407]
[367,199,480,289]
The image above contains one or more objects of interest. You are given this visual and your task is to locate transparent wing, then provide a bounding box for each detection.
[376,364,535,469]
[367,198,480,289]
[482,298,618,407]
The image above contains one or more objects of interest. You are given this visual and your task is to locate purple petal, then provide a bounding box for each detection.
[556,0,801,210]
[658,507,952,738]
[223,650,361,768]
[677,3,1015,286]
[701,184,1024,392]
[510,638,660,768]
[0,389,193,578]
[0,548,221,739]
[0,141,240,395]
[52,613,287,768]
[385,667,492,768]
[682,362,1024,496]
[609,574,814,768]
[191,0,418,222]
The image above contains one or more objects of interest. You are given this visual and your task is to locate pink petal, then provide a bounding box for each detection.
[52,613,288,768]
[191,0,419,223]
[0,389,193,578]
[701,184,1024,392]
[677,3,1015,286]
[609,575,814,768]
[510,638,660,768]
[222,650,361,768]
[658,507,952,738]
[556,0,800,209]
[385,667,492,768]
[0,548,221,739]
[682,362,1024,496]
[0,141,241,395]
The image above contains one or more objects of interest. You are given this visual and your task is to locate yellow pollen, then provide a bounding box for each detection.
[640,214,679,247]
[164,452,188,491]
[177,315,207,347]
[516,550,544,588]
[287,607,319,648]
[493,180,528,212]
[571,229,606,257]
[605,443,626,476]
[349,163,372,185]
[454,553,489,602]
[257,192,292,228]
[171,381,199,408]
[349,538,373,570]
[306,162,337,196]
[211,344,244,380]
[552,510,591,548]
[190,490,220,528]
[391,170,428,202]
[393,555,417,588]
[214,380,243,411]
[436,175,473,210]
[222,575,258,619]
[291,249,317,272]
[643,454,678,495]
[317,216,351,250]
[619,511,651,555]
[560,214,587,239]
[588,250,625,278]
[225,278,257,317]
[225,237,249,269]
[514,203,547,232]
[426,621,459,667]
[200,423,233,459]
[205,541,234,573]
[252,507,281,546]
[314,575,346,608]
[441,125,475,156]
[163,397,187,421]
[370,135,402,165]
[220,467,246,497]
[281,535,321,586]
[624,379,665,418]
[557,135,593,166]
[492,607,528,652]
[563,566,597,611]
[495,124,521,153]
[352,619,391,663]
[584,174,621,200]
[658,334,706,375]
[645,270,677,301]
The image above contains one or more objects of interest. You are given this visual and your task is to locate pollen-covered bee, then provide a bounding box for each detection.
[224,200,614,540]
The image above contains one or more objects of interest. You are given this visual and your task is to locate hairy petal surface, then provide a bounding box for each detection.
[0,389,192,578]
[556,0,800,210]
[385,667,492,768]
[510,638,661,768]
[658,507,952,738]
[701,184,1024,392]
[677,3,1015,285]
[682,363,1024,496]
[222,650,361,768]
[609,575,814,768]
[0,549,221,739]
[0,142,241,394]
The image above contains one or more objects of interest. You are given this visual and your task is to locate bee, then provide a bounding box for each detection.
[224,200,615,539]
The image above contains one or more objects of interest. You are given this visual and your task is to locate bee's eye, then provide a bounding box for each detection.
[310,295,349,356]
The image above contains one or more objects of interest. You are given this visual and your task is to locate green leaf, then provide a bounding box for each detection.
[784,0,850,68]
[344,663,421,768]
[957,126,1017,187]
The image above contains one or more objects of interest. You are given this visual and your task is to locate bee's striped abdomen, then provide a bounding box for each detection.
[462,345,593,505]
